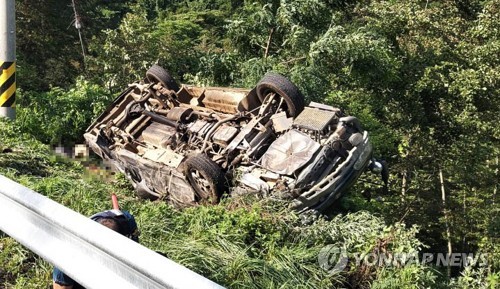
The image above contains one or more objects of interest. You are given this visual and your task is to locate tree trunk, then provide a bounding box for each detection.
[494,156,498,206]
[439,167,452,278]
[264,27,275,59]
[462,188,467,251]
[401,169,407,202]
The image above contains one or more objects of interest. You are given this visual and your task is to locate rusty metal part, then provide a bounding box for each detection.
[212,125,239,147]
[188,120,213,135]
[308,101,341,112]
[247,122,274,158]
[201,88,247,114]
[142,110,178,128]
[116,91,153,128]
[224,117,261,153]
[293,107,338,132]
[270,112,293,133]
[177,85,254,114]
[141,122,176,147]
[143,148,184,168]
[125,114,149,135]
[257,93,277,116]
[200,115,240,152]
[166,107,194,123]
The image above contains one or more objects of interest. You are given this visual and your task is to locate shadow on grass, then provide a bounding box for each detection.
[0,151,51,177]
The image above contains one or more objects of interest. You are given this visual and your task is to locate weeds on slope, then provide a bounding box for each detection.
[0,119,441,288]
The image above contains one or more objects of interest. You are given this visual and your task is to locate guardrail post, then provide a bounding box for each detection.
[0,0,16,120]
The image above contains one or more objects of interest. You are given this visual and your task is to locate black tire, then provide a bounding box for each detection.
[184,154,225,204]
[256,72,305,117]
[146,64,180,92]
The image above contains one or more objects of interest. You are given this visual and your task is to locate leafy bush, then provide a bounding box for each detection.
[16,78,112,145]
[450,264,499,289]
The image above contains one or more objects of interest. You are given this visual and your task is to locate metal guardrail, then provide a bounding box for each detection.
[0,175,225,289]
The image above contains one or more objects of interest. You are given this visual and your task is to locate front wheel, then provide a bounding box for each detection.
[146,64,180,92]
[184,154,226,204]
[256,73,305,118]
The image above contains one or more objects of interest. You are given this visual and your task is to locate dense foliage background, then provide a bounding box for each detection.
[1,0,498,288]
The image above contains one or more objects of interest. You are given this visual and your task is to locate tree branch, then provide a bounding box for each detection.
[279,56,307,65]
[264,27,275,59]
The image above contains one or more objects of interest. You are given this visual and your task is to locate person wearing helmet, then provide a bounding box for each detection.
[52,209,139,289]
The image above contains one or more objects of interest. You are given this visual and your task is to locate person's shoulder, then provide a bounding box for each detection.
[53,267,75,286]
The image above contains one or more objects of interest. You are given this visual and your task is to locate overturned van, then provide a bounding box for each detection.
[85,65,385,213]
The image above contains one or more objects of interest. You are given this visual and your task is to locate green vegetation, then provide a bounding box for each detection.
[0,120,440,288]
[1,0,498,288]
[17,78,112,145]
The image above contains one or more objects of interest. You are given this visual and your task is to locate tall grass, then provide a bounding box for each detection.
[0,119,442,288]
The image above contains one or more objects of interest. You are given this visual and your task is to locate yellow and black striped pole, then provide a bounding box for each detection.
[0,61,15,108]
[0,0,16,120]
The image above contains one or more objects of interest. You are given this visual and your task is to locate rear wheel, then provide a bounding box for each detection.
[146,64,180,92]
[184,154,225,204]
[256,73,305,117]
